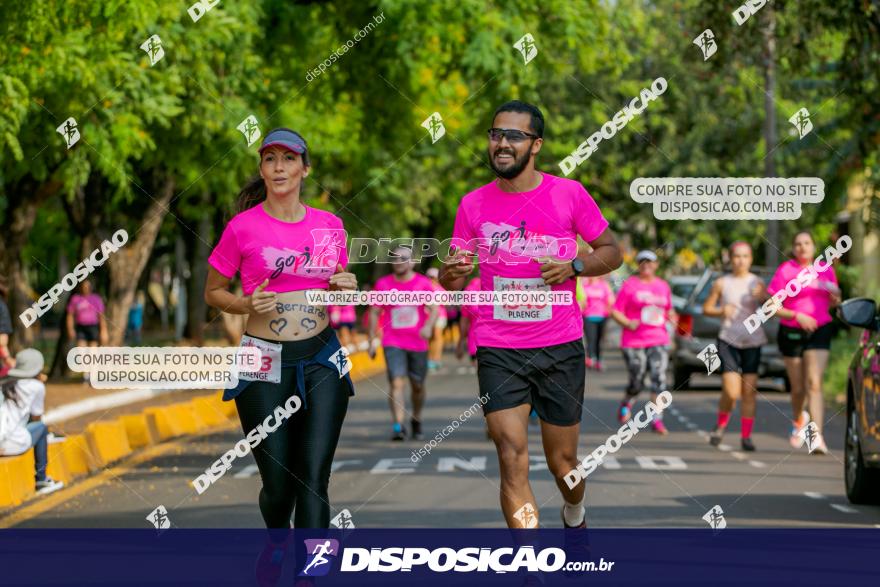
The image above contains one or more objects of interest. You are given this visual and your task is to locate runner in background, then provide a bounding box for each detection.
[768,231,841,454]
[702,241,768,451]
[329,303,356,350]
[66,280,107,384]
[126,291,145,345]
[369,246,438,441]
[456,275,481,363]
[0,277,14,377]
[610,250,676,435]
[426,267,448,372]
[578,275,614,371]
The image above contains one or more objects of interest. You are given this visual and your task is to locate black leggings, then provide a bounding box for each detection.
[234,329,350,529]
[583,318,606,360]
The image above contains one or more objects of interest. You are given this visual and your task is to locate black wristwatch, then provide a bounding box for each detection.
[571,258,584,277]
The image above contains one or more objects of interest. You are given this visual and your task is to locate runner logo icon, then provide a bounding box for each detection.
[300,539,340,577]
[513,33,538,65]
[56,117,80,149]
[237,115,261,147]
[693,29,717,60]
[421,112,446,144]
[140,35,164,66]
[789,108,813,139]
[697,343,721,375]
[702,505,726,530]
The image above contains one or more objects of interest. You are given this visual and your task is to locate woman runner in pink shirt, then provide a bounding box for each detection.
[610,250,676,435]
[768,231,842,454]
[204,128,357,581]
[578,275,614,371]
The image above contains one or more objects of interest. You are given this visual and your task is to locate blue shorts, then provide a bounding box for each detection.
[384,346,428,383]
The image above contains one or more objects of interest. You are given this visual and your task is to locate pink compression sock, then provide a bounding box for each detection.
[716,412,731,428]
[741,417,754,439]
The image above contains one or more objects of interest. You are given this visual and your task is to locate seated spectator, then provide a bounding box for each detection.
[0,349,64,495]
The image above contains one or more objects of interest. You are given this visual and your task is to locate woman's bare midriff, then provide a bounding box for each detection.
[245,290,330,341]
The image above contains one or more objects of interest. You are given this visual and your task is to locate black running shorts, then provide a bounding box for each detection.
[778,323,833,357]
[717,339,761,374]
[476,338,586,426]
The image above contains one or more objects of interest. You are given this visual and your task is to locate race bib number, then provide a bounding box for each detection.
[493,276,551,322]
[391,306,420,329]
[238,335,282,383]
[640,305,665,327]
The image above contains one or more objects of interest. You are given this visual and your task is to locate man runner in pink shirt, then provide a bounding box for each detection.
[369,245,439,441]
[440,101,622,534]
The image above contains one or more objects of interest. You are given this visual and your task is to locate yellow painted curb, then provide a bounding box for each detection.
[350,348,386,380]
[46,443,70,484]
[85,420,132,466]
[145,406,182,441]
[59,434,93,477]
[0,451,35,507]
[191,397,227,427]
[168,402,201,435]
[120,413,157,449]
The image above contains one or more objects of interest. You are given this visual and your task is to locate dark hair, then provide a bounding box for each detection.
[493,101,545,138]
[0,276,7,300]
[235,127,311,214]
[1,377,20,407]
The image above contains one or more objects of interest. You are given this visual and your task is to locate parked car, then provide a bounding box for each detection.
[670,275,701,312]
[672,267,787,390]
[837,297,880,504]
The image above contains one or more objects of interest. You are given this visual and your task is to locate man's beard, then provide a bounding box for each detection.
[490,147,531,180]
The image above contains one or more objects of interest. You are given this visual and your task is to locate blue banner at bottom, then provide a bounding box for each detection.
[1,529,877,585]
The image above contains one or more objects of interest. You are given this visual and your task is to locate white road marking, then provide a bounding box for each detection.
[717,444,733,452]
[437,457,486,472]
[233,464,259,478]
[331,459,364,473]
[830,504,858,514]
[748,460,766,468]
[730,451,745,460]
[803,492,825,500]
[370,458,416,474]
[635,455,688,470]
[696,430,709,438]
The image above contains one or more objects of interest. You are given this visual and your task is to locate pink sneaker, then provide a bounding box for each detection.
[651,419,669,435]
[594,360,603,372]
[585,357,594,369]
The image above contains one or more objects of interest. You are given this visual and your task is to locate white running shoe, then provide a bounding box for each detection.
[36,477,64,495]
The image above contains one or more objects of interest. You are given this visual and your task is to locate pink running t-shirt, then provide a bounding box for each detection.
[582,279,613,318]
[208,203,348,295]
[330,305,357,327]
[67,294,104,326]
[462,276,481,356]
[451,173,609,349]
[374,273,435,352]
[612,276,672,348]
[768,259,838,328]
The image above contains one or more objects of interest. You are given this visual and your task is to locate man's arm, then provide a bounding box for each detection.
[541,229,623,285]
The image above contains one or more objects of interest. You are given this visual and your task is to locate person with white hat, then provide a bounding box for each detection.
[610,250,676,434]
[0,348,65,495]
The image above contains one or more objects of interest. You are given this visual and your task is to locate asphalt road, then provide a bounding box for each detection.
[10,331,880,530]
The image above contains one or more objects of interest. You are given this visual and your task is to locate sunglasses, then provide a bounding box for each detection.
[487,128,539,143]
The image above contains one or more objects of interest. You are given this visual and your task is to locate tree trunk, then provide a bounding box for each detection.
[105,177,176,346]
[0,179,63,350]
[184,192,211,345]
[761,6,780,267]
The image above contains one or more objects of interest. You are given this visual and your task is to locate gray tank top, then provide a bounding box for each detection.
[717,273,768,348]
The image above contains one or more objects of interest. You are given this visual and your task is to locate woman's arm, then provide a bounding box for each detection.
[204,268,273,315]
[702,279,724,317]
